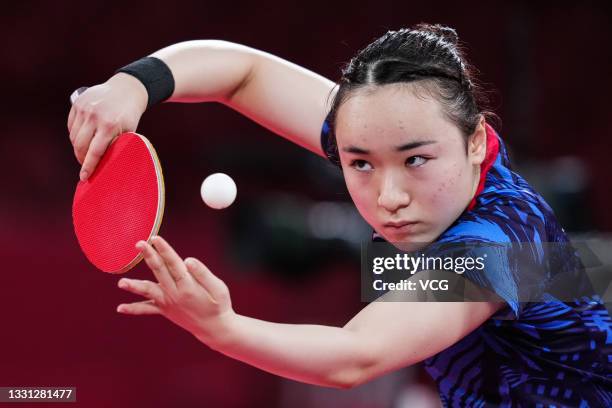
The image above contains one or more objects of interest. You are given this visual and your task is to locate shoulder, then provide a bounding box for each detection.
[439,193,552,244]
[442,146,563,245]
[433,162,567,320]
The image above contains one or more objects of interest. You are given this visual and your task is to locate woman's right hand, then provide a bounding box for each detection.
[67,73,148,181]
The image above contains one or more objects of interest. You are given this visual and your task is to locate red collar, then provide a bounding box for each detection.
[467,123,500,211]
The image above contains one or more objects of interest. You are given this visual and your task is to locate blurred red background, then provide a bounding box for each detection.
[1,1,611,407]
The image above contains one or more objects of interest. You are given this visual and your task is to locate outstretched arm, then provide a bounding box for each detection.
[118,236,503,389]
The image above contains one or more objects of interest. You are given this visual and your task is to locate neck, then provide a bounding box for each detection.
[470,165,481,201]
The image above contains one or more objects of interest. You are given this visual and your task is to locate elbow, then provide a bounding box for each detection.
[323,350,417,390]
[325,368,371,390]
[324,376,358,390]
[336,379,363,391]
[322,329,395,390]
[324,354,379,390]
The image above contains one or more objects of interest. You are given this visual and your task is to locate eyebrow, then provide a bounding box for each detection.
[342,140,437,154]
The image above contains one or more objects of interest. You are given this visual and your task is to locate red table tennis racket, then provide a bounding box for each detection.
[70,87,165,273]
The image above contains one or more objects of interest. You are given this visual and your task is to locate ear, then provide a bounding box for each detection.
[468,115,487,166]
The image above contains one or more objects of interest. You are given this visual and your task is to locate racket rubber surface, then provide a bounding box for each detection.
[72,132,165,273]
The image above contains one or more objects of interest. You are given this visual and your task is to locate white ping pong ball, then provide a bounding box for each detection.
[201,173,237,209]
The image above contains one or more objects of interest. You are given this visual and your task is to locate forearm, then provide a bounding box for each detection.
[147,40,255,103]
[100,41,252,112]
[197,313,376,389]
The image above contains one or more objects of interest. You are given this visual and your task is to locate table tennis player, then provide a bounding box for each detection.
[66,24,612,406]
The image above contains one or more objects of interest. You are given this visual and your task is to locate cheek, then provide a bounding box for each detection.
[343,173,377,220]
[424,162,469,209]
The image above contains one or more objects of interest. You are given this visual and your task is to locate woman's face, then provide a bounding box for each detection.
[335,84,487,244]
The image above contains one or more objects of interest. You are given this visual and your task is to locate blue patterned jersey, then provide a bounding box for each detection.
[322,121,612,407]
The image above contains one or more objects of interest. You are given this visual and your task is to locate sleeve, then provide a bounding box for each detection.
[429,198,553,320]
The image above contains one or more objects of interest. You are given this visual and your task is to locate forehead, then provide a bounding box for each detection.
[335,84,459,145]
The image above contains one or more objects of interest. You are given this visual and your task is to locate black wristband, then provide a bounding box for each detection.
[116,56,175,108]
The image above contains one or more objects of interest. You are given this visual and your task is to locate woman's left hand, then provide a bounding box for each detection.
[116,235,234,346]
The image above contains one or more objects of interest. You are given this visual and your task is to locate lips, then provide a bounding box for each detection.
[382,222,419,237]
[383,220,419,228]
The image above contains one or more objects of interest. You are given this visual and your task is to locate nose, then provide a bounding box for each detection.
[377,171,411,213]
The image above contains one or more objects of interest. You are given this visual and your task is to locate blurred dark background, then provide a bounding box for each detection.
[1,1,611,407]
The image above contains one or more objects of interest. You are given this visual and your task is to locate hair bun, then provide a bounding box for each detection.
[414,23,459,45]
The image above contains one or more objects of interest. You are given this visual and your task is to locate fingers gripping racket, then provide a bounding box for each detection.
[70,87,165,273]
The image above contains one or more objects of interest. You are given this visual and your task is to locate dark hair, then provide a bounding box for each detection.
[324,23,495,166]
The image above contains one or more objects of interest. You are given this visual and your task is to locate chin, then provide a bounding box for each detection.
[389,240,431,253]
[382,231,433,251]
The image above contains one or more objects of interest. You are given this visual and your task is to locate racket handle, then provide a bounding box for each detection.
[70,86,89,105]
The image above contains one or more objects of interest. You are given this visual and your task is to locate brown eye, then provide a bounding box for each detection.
[406,156,428,167]
[350,159,373,171]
